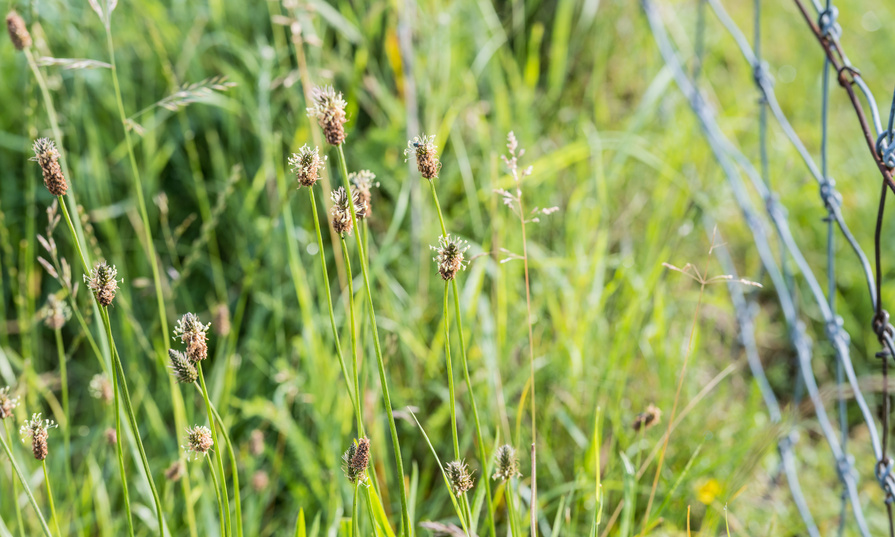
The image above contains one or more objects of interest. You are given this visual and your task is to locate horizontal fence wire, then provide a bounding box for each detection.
[642,0,895,534]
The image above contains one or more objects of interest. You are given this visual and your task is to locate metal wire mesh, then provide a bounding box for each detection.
[642,0,895,534]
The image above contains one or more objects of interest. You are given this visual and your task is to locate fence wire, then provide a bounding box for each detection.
[642,0,895,534]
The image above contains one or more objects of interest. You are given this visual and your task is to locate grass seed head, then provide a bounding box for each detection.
[0,386,20,419]
[31,138,68,196]
[173,313,211,362]
[84,261,120,306]
[183,425,213,460]
[288,145,326,188]
[20,413,57,461]
[6,11,31,51]
[633,404,662,432]
[431,234,469,280]
[348,170,378,219]
[492,444,521,481]
[307,86,347,146]
[330,187,366,235]
[169,349,198,384]
[341,436,370,483]
[445,459,474,496]
[404,134,441,179]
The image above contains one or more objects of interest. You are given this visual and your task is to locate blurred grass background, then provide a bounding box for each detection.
[2,0,895,535]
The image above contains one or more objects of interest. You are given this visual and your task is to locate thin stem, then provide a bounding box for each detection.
[0,423,54,537]
[53,328,71,467]
[205,453,226,536]
[309,188,360,428]
[198,363,232,537]
[336,145,411,537]
[426,179,497,537]
[352,482,361,537]
[5,421,27,537]
[341,236,365,438]
[444,281,460,459]
[41,461,61,537]
[506,482,520,537]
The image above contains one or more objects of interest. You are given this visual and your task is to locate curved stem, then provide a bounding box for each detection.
[0,423,54,537]
[197,363,232,537]
[336,146,411,537]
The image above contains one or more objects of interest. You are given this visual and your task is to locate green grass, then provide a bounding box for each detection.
[2,0,895,535]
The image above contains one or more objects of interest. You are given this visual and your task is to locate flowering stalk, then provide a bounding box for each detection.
[197,362,232,537]
[340,236,364,438]
[0,423,53,537]
[3,420,27,537]
[41,460,61,537]
[443,281,460,460]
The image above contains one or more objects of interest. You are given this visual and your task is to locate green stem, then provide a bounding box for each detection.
[197,363,232,537]
[41,461,61,537]
[363,483,381,537]
[205,453,226,536]
[336,145,410,537]
[506,482,520,537]
[443,282,459,460]
[352,482,360,537]
[52,328,73,533]
[426,179,497,537]
[102,307,167,535]
[340,236,364,437]
[308,188,359,427]
[0,423,54,537]
[5,422,27,537]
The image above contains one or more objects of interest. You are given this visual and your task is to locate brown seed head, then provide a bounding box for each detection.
[89,374,114,404]
[341,437,370,484]
[330,187,366,235]
[404,134,441,179]
[307,86,348,146]
[431,234,469,281]
[20,413,57,461]
[84,261,120,306]
[0,386,20,419]
[173,313,211,362]
[41,294,71,330]
[31,138,68,196]
[492,444,522,481]
[169,349,198,384]
[165,460,185,482]
[6,11,31,51]
[633,404,662,432]
[288,145,326,188]
[445,459,474,496]
[348,170,378,219]
[183,425,214,460]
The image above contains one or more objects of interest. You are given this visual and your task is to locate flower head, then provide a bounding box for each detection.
[404,134,441,179]
[183,425,214,460]
[31,138,68,196]
[20,413,57,461]
[633,404,662,432]
[330,187,367,235]
[6,11,31,51]
[41,294,71,330]
[88,374,114,404]
[445,459,474,496]
[348,170,378,219]
[431,234,469,281]
[173,313,211,362]
[0,386,20,419]
[288,145,326,188]
[492,444,521,481]
[84,261,120,306]
[341,437,370,483]
[169,349,198,384]
[307,86,348,146]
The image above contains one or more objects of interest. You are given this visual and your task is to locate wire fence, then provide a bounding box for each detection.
[641,0,895,534]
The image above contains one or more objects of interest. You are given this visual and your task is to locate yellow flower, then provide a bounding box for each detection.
[696,478,722,505]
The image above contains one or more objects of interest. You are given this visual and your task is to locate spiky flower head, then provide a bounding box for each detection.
[183,425,214,460]
[31,138,68,196]
[633,404,662,432]
[445,459,474,495]
[288,145,326,188]
[330,187,367,235]
[431,234,469,281]
[341,437,370,483]
[19,413,57,461]
[41,294,71,330]
[492,444,522,481]
[169,349,198,384]
[88,374,114,404]
[6,11,31,51]
[173,313,211,362]
[0,386,20,419]
[307,85,348,146]
[84,261,120,306]
[349,170,378,219]
[404,134,441,180]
